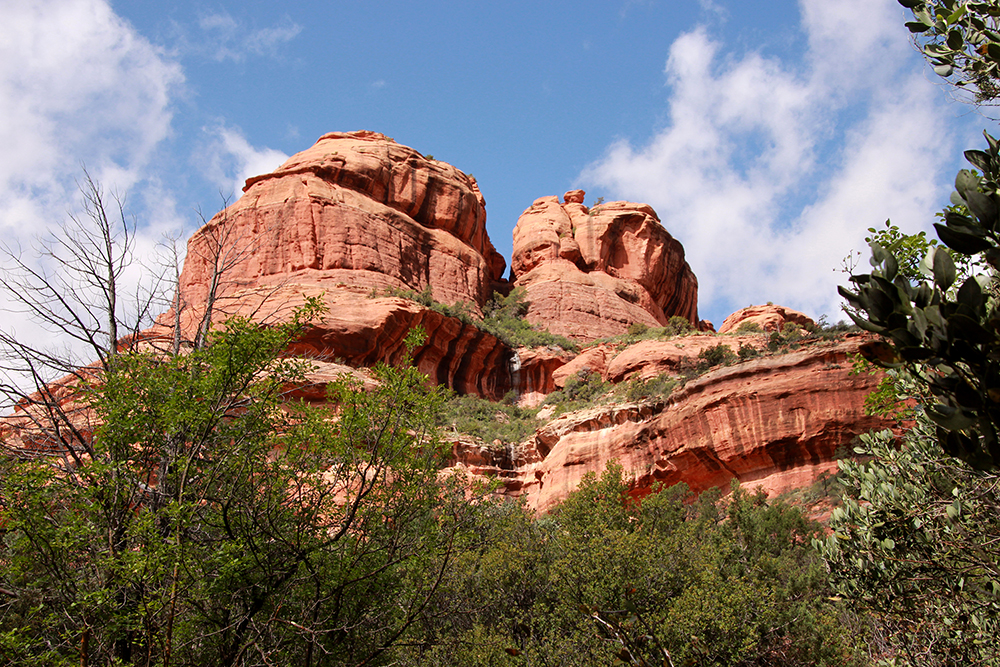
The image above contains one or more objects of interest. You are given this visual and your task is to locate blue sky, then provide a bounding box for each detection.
[0,0,989,331]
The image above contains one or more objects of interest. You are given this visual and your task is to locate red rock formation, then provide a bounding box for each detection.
[604,335,753,383]
[178,131,506,317]
[552,345,612,388]
[718,304,815,334]
[448,334,890,512]
[153,131,519,398]
[513,347,573,407]
[510,191,698,342]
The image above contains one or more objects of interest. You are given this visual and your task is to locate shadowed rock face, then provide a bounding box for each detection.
[510,191,699,342]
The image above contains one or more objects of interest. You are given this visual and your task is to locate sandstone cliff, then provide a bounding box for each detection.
[511,190,699,342]
[3,131,890,515]
[446,333,887,512]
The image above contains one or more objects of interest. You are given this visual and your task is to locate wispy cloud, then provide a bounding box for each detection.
[581,0,959,325]
[0,0,187,384]
[0,0,183,234]
[198,123,289,202]
[195,11,302,63]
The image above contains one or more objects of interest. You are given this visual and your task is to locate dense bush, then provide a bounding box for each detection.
[404,466,860,667]
[544,369,610,415]
[697,342,737,369]
[619,372,677,402]
[438,391,540,446]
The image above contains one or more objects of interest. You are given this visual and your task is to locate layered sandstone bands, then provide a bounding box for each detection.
[451,335,887,512]
[511,190,699,342]
[179,130,506,315]
[4,130,891,517]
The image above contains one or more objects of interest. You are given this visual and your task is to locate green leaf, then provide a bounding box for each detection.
[988,42,1000,63]
[965,190,998,227]
[906,20,933,32]
[934,64,955,77]
[947,29,964,50]
[933,247,957,290]
[956,168,980,194]
[935,223,993,254]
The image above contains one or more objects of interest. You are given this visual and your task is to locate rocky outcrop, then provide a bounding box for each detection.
[178,130,506,318]
[156,131,517,397]
[451,334,889,512]
[718,304,815,334]
[3,128,887,520]
[510,191,699,342]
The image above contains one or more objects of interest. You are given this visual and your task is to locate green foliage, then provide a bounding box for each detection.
[438,391,540,446]
[665,314,695,336]
[738,341,761,361]
[865,219,939,281]
[544,369,610,414]
[409,466,858,667]
[626,321,649,336]
[0,313,477,666]
[816,425,1000,665]
[839,132,1000,468]
[899,0,1000,104]
[697,342,737,369]
[374,285,577,351]
[487,287,578,349]
[618,372,678,402]
[481,287,578,350]
[736,320,763,334]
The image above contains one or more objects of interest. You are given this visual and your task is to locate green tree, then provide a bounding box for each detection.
[0,306,476,666]
[816,424,1000,665]
[840,135,1000,468]
[900,0,1000,104]
[0,179,479,666]
[407,466,856,667]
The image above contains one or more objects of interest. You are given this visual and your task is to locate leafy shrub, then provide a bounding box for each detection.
[698,343,736,369]
[736,320,762,334]
[480,287,577,350]
[438,391,540,446]
[626,322,649,336]
[408,466,860,666]
[619,373,677,402]
[545,369,610,415]
[664,315,694,336]
[737,342,760,361]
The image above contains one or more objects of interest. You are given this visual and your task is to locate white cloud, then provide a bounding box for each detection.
[0,0,183,234]
[581,0,961,325]
[196,12,302,63]
[199,123,289,202]
[0,0,185,390]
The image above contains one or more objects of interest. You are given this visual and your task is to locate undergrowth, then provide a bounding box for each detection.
[371,285,577,351]
[438,391,540,447]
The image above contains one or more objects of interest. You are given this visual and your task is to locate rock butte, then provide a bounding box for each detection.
[511,190,700,342]
[3,132,893,512]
